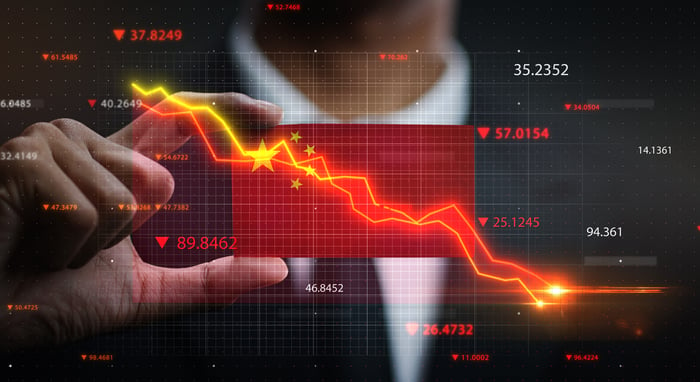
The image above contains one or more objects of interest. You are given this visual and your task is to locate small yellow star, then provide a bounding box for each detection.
[248,139,280,172]
[290,131,302,143]
[303,145,316,157]
[290,178,302,190]
[304,166,317,177]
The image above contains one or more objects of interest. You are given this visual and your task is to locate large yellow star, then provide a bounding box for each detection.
[290,131,302,143]
[303,145,316,157]
[290,178,302,190]
[248,139,280,172]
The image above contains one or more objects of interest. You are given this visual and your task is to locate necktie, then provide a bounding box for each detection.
[312,257,393,380]
[229,258,393,380]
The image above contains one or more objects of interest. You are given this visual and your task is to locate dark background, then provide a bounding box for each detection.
[1,3,697,380]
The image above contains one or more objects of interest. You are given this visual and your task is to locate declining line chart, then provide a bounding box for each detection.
[2,5,696,377]
[132,83,664,306]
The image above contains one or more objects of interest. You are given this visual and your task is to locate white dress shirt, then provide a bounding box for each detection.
[229,25,470,382]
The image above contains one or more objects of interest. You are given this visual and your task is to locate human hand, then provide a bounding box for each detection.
[0,92,287,350]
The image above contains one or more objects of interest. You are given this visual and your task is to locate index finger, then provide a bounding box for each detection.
[108,91,283,158]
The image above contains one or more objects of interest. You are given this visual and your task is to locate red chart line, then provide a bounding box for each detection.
[133,84,557,304]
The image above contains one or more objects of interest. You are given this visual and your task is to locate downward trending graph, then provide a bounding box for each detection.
[132,83,559,305]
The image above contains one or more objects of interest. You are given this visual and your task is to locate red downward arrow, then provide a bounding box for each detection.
[477,127,490,139]
[451,354,459,361]
[405,322,419,336]
[113,29,126,41]
[7,305,12,310]
[87,99,96,107]
[267,4,273,10]
[118,204,124,210]
[564,104,571,110]
[155,236,170,249]
[566,354,572,360]
[379,54,386,60]
[478,217,488,227]
[42,53,49,60]
[155,154,162,160]
[81,354,87,360]
[43,204,49,210]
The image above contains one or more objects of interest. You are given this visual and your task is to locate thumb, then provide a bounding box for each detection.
[132,254,288,306]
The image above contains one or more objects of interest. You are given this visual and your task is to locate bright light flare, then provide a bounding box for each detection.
[549,286,564,296]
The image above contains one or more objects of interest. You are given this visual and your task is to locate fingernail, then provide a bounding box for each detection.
[255,99,283,112]
[263,258,289,281]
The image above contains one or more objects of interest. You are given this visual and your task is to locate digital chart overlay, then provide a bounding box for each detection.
[130,84,664,306]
